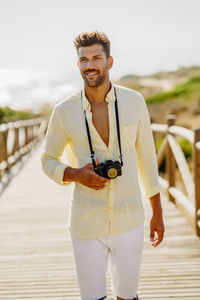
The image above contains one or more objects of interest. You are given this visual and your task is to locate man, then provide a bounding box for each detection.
[41,31,164,300]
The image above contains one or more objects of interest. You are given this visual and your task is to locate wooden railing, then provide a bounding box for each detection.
[151,115,200,236]
[0,117,49,178]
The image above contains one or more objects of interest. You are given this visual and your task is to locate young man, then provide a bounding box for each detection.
[41,31,164,300]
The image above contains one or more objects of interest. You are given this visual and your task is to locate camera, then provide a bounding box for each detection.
[95,160,122,179]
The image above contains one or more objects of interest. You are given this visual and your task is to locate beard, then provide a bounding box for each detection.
[81,64,108,87]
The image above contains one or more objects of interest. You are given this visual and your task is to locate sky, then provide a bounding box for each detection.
[0,0,200,85]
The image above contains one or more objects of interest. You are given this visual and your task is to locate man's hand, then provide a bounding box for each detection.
[149,192,165,247]
[77,159,110,190]
[150,213,165,247]
[63,159,110,190]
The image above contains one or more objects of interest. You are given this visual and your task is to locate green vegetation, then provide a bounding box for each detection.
[146,76,200,104]
[177,138,193,158]
[0,106,35,124]
[155,138,164,153]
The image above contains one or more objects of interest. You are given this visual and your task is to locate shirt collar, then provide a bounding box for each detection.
[81,82,115,111]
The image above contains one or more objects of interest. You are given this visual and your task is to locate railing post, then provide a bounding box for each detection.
[13,127,19,153]
[193,128,200,236]
[25,126,29,145]
[166,115,176,202]
[150,117,155,141]
[150,117,154,123]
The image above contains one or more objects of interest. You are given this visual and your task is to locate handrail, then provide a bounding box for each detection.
[152,123,194,143]
[151,115,200,236]
[0,116,49,177]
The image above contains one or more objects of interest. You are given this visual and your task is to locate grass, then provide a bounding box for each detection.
[146,76,200,104]
[0,106,36,124]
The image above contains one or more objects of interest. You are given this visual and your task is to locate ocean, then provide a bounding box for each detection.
[0,69,78,113]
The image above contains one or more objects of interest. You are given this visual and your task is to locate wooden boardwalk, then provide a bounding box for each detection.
[0,143,200,300]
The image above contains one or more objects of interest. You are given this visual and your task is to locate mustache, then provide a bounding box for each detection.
[84,69,100,74]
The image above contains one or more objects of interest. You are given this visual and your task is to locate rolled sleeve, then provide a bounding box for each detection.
[135,94,162,198]
[41,105,72,186]
[144,182,162,199]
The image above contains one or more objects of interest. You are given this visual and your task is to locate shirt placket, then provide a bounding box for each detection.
[86,99,115,235]
[106,102,115,234]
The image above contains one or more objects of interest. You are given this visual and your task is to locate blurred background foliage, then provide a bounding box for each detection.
[0,106,36,124]
[116,65,200,130]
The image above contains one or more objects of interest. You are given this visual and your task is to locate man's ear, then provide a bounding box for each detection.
[108,56,114,70]
[77,59,80,67]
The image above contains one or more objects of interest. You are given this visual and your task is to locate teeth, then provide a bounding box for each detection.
[86,72,98,76]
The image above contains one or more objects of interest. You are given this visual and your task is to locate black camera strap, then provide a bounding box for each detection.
[83,104,97,170]
[81,86,123,169]
[114,87,123,167]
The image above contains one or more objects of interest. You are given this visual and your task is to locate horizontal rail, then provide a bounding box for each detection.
[169,125,194,143]
[151,123,168,133]
[0,117,45,132]
[151,123,194,143]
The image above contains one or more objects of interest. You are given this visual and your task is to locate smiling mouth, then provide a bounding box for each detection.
[84,71,99,78]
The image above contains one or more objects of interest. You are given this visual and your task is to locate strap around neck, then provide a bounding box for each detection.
[81,86,123,167]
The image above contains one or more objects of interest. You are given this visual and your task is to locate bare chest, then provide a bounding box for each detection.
[90,102,109,147]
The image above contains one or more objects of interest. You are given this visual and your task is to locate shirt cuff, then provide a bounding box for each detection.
[55,163,72,186]
[144,181,162,198]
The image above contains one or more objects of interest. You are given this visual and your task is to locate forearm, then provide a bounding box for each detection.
[149,193,163,216]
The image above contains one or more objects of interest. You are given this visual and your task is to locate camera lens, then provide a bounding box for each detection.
[107,166,118,179]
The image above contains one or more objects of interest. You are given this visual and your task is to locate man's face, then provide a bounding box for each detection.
[77,44,113,87]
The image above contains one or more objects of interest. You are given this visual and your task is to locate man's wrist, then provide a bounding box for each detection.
[152,207,163,217]
[149,193,163,216]
[63,167,81,183]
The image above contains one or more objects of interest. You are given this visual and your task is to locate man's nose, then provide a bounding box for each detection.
[86,60,95,69]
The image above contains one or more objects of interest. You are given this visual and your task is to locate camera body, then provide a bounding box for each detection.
[95,160,122,179]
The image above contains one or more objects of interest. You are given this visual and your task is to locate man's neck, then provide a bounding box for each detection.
[84,80,112,104]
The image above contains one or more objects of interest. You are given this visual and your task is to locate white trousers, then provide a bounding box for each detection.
[70,223,144,300]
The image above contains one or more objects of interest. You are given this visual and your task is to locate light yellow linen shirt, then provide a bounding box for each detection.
[41,83,162,239]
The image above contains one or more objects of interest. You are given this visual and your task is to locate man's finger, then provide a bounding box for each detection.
[91,184,105,190]
[157,230,164,243]
[85,163,94,169]
[93,173,110,183]
[85,158,99,169]
[150,227,155,242]
[152,230,164,247]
